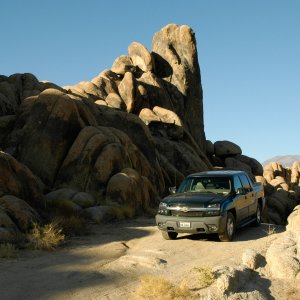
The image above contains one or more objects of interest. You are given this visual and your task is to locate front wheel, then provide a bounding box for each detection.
[218,212,236,242]
[162,231,178,240]
[252,203,262,227]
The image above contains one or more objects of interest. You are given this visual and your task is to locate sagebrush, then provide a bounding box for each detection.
[131,275,193,300]
[27,222,65,251]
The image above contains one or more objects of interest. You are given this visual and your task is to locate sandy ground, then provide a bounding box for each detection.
[0,218,288,299]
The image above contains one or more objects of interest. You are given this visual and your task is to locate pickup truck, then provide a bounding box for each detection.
[156,170,265,241]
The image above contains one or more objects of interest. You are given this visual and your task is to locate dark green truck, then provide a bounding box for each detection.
[156,170,265,241]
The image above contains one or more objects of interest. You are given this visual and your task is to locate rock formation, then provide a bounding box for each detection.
[0,23,297,243]
[0,24,216,241]
[259,161,300,224]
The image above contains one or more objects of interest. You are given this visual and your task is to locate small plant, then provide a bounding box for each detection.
[194,266,215,288]
[264,224,277,235]
[111,205,135,220]
[54,215,88,236]
[27,222,65,251]
[0,243,18,258]
[131,275,193,300]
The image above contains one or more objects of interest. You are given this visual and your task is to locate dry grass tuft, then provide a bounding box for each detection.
[111,205,135,220]
[0,243,18,258]
[264,224,277,235]
[194,266,215,288]
[54,214,88,236]
[131,275,193,300]
[27,222,65,251]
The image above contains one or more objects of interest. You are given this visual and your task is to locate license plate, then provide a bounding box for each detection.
[179,221,191,228]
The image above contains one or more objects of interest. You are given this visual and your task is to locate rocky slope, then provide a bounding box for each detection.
[0,24,298,244]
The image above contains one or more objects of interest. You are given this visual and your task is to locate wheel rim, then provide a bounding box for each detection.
[257,207,261,223]
[227,217,234,237]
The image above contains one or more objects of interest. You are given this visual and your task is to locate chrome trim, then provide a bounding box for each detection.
[167,206,220,212]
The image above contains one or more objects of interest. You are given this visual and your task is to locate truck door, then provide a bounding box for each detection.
[239,174,255,219]
[233,175,249,222]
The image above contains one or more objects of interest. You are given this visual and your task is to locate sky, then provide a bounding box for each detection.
[1,0,299,163]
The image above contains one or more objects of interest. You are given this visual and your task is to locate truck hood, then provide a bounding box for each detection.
[163,192,229,206]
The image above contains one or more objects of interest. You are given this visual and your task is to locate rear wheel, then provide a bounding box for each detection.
[253,203,262,227]
[162,231,178,240]
[218,212,235,242]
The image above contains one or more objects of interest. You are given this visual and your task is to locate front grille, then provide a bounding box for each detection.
[171,211,206,217]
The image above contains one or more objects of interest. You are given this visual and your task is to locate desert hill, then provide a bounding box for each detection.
[263,155,300,167]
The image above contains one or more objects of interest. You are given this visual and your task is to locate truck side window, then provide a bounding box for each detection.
[233,176,243,192]
[239,175,253,193]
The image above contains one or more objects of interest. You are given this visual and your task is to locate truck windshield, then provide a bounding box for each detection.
[177,176,232,194]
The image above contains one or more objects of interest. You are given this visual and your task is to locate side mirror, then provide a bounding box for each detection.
[236,188,245,195]
[169,186,176,194]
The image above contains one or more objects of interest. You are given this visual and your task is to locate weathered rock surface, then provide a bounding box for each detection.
[128,42,153,73]
[0,207,22,242]
[0,24,267,232]
[266,205,300,280]
[214,140,242,157]
[152,24,206,149]
[0,195,40,232]
[0,151,43,205]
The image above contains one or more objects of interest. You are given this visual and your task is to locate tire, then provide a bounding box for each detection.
[162,231,178,240]
[218,212,235,242]
[252,203,262,227]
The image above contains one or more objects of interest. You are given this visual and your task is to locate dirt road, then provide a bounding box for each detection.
[0,218,284,299]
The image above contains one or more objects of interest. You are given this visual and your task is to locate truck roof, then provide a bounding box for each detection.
[187,170,246,177]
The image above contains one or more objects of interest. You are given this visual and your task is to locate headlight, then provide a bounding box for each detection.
[158,202,169,215]
[206,203,221,216]
[207,203,220,209]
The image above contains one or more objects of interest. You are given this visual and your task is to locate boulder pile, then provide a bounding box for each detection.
[0,24,215,242]
[206,139,263,177]
[257,162,300,224]
[0,23,298,243]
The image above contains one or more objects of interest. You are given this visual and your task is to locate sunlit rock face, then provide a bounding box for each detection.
[0,24,213,235]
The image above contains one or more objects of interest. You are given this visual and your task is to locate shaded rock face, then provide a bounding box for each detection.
[0,24,270,242]
[0,24,217,238]
[261,161,300,225]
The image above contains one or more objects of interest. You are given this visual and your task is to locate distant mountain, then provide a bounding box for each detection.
[262,155,300,168]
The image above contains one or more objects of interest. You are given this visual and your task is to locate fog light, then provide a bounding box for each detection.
[208,225,218,232]
[158,222,165,228]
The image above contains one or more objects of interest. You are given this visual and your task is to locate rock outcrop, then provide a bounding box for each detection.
[266,205,300,280]
[0,23,286,243]
[261,161,300,224]
[0,24,218,240]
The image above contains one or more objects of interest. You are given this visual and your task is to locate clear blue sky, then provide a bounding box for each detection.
[1,0,299,163]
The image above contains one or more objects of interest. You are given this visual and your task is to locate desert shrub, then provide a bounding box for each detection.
[0,243,18,258]
[131,275,193,300]
[194,266,215,288]
[27,222,65,251]
[111,205,135,220]
[54,214,88,236]
[264,224,277,235]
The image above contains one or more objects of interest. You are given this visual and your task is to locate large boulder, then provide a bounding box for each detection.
[152,24,206,149]
[111,55,135,75]
[0,151,43,206]
[0,195,40,231]
[214,140,242,157]
[266,205,300,280]
[128,42,153,73]
[0,207,22,242]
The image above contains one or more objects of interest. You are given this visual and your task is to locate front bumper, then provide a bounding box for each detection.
[155,214,226,234]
